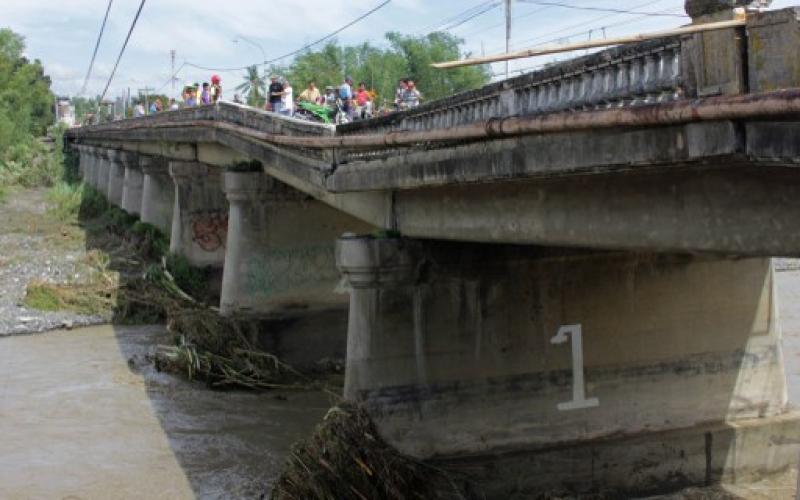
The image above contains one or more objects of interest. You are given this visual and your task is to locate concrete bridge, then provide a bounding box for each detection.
[65,3,800,496]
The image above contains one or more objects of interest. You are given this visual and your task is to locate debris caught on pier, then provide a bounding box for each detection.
[270,403,470,500]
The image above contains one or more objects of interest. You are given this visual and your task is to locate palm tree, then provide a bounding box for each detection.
[235,65,266,107]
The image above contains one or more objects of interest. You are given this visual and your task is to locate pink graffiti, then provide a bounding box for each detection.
[191,212,228,252]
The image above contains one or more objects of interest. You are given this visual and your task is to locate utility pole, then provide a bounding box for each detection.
[505,0,512,80]
[170,49,176,94]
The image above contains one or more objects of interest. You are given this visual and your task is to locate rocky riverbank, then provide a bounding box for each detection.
[0,188,107,335]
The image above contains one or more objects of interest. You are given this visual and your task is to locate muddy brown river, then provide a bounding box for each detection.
[0,324,333,499]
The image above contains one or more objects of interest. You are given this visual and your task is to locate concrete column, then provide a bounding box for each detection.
[168,161,227,268]
[96,149,111,197]
[105,150,128,207]
[85,148,100,189]
[139,156,174,235]
[220,171,373,316]
[336,236,792,494]
[75,144,90,182]
[121,152,144,216]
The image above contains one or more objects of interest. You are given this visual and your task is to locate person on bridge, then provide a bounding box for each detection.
[168,98,179,111]
[268,75,284,113]
[211,75,222,103]
[298,81,321,104]
[339,76,354,119]
[403,80,421,109]
[200,83,212,105]
[355,82,372,120]
[394,79,408,110]
[281,79,294,117]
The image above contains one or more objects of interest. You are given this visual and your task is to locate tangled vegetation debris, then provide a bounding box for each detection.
[271,403,470,500]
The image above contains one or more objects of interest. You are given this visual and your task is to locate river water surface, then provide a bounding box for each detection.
[0,324,332,499]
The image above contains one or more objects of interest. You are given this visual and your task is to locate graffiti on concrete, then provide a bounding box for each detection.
[245,245,338,297]
[190,211,228,252]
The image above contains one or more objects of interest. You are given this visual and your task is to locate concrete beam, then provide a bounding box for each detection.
[391,166,800,256]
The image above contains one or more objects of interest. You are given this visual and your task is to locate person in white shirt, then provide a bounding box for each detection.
[133,102,146,117]
[281,79,294,117]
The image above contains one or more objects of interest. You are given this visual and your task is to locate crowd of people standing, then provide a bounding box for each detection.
[139,72,423,123]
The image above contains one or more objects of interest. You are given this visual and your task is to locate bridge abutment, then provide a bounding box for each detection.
[336,235,793,495]
[168,161,227,268]
[139,156,174,235]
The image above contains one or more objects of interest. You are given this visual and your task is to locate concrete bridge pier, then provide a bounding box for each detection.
[106,151,129,207]
[121,153,144,216]
[336,236,795,496]
[168,161,227,268]
[139,156,174,235]
[84,147,101,190]
[219,171,374,367]
[95,149,111,197]
[75,145,89,180]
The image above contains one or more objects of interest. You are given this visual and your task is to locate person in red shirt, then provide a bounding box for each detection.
[355,82,372,120]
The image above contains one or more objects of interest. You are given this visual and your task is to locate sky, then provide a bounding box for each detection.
[3,0,797,100]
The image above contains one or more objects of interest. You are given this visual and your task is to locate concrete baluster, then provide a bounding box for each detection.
[642,54,659,104]
[629,57,645,106]
[613,61,631,107]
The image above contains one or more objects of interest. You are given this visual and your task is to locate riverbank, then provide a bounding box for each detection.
[0,188,107,335]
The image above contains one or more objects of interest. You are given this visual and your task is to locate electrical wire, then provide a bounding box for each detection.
[439,2,502,32]
[417,1,497,34]
[263,0,392,65]
[174,0,393,75]
[99,0,146,102]
[80,0,114,95]
[516,0,686,18]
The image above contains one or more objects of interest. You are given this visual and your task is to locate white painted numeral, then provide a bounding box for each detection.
[550,324,599,411]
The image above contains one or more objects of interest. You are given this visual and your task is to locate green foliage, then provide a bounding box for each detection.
[236,65,267,107]
[282,32,490,109]
[166,253,209,299]
[46,181,86,222]
[0,28,58,190]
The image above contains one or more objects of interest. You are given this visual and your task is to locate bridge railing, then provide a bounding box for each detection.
[337,37,684,137]
[77,101,333,138]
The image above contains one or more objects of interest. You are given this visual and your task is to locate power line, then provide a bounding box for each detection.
[99,0,147,102]
[176,0,393,75]
[80,0,114,95]
[263,0,393,65]
[418,1,497,34]
[488,0,672,52]
[516,0,686,18]
[440,2,501,32]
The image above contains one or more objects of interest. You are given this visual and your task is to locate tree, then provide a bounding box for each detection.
[385,31,490,102]
[235,65,266,107]
[263,33,490,111]
[0,28,54,154]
